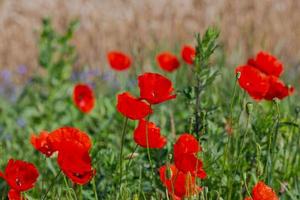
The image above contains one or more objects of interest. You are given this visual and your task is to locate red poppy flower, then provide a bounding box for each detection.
[107,51,131,71]
[156,52,180,72]
[57,142,95,185]
[247,51,283,77]
[138,72,176,104]
[48,127,92,152]
[235,65,270,100]
[73,84,95,113]
[244,181,279,200]
[8,189,24,200]
[174,134,206,179]
[0,159,39,192]
[116,92,153,120]
[236,51,293,101]
[30,131,55,157]
[133,119,167,149]
[159,164,201,200]
[181,45,195,65]
[264,76,294,100]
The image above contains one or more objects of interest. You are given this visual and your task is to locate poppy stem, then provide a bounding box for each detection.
[92,177,99,200]
[229,74,239,123]
[127,144,138,168]
[266,100,280,184]
[119,117,129,189]
[145,114,158,198]
[124,144,139,184]
[42,170,62,200]
[146,124,155,177]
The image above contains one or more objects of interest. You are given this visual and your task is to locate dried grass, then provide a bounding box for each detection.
[0,0,299,80]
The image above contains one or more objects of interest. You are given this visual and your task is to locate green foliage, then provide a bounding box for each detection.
[38,18,79,81]
[0,20,299,200]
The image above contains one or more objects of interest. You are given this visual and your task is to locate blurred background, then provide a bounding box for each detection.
[0,0,300,83]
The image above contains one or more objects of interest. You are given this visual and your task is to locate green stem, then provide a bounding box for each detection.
[194,76,201,135]
[145,114,159,199]
[124,144,139,183]
[224,76,238,163]
[266,101,280,184]
[78,186,83,200]
[42,170,62,200]
[119,117,129,189]
[63,176,73,199]
[145,117,155,179]
[127,144,139,168]
[92,178,99,200]
[229,75,239,123]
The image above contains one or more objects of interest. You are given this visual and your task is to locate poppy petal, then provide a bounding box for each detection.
[2,159,39,192]
[236,65,270,100]
[8,189,24,200]
[159,164,201,199]
[57,142,95,185]
[48,127,92,152]
[247,51,283,77]
[251,181,279,200]
[30,131,55,157]
[173,134,206,179]
[73,84,95,113]
[133,119,167,149]
[156,52,180,72]
[138,72,176,104]
[264,76,294,100]
[116,92,153,120]
[107,51,131,71]
[181,45,195,65]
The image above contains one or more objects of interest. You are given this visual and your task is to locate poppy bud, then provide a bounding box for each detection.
[294,106,300,115]
[246,102,253,115]
[165,166,173,179]
[236,71,241,79]
[168,153,173,161]
[256,160,264,177]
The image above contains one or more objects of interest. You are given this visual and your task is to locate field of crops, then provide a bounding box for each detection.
[0,17,299,200]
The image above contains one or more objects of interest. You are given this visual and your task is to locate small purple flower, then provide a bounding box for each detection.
[1,69,12,83]
[17,65,28,75]
[87,68,100,78]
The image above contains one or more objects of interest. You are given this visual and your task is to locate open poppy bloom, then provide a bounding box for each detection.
[107,51,131,71]
[48,127,92,152]
[181,45,195,65]
[31,127,91,159]
[138,72,176,104]
[156,52,180,72]
[57,142,95,185]
[73,84,95,113]
[0,159,39,200]
[244,181,279,200]
[133,119,167,148]
[30,131,55,157]
[159,164,202,200]
[116,92,153,120]
[174,134,206,179]
[235,65,270,100]
[236,51,294,101]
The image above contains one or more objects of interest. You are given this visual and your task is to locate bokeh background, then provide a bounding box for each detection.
[0,0,300,82]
